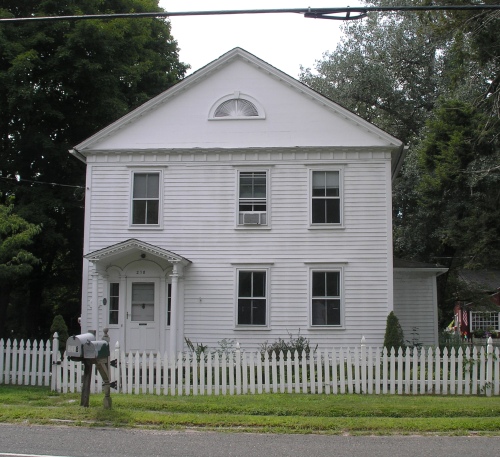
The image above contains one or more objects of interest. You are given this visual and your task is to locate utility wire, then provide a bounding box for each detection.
[0,176,84,189]
[1,5,500,23]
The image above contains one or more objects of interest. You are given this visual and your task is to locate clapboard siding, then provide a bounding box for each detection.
[85,152,392,349]
[393,271,438,346]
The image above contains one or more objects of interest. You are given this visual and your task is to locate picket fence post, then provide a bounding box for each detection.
[486,337,493,397]
[50,332,60,392]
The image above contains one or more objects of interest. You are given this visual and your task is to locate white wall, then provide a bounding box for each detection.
[393,270,439,346]
[83,149,393,350]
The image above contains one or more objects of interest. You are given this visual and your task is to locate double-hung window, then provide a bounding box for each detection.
[311,270,341,326]
[237,270,267,325]
[132,172,160,225]
[238,171,267,225]
[311,170,341,225]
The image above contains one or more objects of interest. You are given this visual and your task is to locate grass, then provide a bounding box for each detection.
[1,385,500,435]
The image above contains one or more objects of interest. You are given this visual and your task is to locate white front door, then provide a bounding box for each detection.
[125,279,159,352]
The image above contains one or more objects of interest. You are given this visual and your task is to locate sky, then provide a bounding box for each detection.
[158,1,361,78]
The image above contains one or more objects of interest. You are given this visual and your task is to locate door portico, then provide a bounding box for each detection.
[83,239,191,355]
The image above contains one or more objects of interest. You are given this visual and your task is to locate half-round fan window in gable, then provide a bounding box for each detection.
[214,98,259,118]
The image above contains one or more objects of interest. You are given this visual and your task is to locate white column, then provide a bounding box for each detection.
[91,267,99,335]
[169,262,179,357]
[119,274,127,348]
[159,275,167,355]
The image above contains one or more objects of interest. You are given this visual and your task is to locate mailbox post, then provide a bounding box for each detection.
[66,330,113,409]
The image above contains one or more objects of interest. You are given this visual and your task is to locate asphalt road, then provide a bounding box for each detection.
[1,424,500,457]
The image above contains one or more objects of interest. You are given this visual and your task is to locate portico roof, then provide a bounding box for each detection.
[84,239,191,266]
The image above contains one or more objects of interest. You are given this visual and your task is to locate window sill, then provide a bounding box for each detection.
[128,225,163,231]
[309,326,345,330]
[235,226,272,231]
[308,225,345,231]
[234,326,271,331]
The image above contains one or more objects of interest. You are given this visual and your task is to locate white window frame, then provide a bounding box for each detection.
[236,169,270,228]
[235,267,270,328]
[309,267,344,328]
[129,170,162,228]
[309,168,343,228]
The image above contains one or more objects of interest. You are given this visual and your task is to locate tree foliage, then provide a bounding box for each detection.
[301,0,500,325]
[0,0,187,338]
[0,200,41,337]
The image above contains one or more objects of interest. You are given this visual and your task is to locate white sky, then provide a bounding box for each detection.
[158,1,361,77]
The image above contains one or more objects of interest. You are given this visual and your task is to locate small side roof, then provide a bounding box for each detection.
[394,257,448,276]
[85,239,191,266]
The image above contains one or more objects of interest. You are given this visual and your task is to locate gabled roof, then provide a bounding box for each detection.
[71,47,405,178]
[85,239,191,265]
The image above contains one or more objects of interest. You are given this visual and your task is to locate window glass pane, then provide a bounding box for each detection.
[312,299,340,325]
[312,171,325,192]
[239,271,252,297]
[252,271,266,297]
[253,175,266,198]
[312,272,325,297]
[238,299,252,324]
[240,172,266,199]
[326,200,340,223]
[326,272,340,297]
[146,201,159,224]
[238,299,266,325]
[133,174,147,198]
[132,201,146,224]
[167,283,172,326]
[109,283,119,325]
[131,283,154,322]
[325,171,339,188]
[312,200,326,223]
[326,300,341,325]
[312,299,327,325]
[146,174,159,198]
[252,299,267,325]
[240,175,253,198]
[110,283,119,296]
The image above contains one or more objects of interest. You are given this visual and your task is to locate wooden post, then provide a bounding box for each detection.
[101,328,112,409]
[80,360,93,407]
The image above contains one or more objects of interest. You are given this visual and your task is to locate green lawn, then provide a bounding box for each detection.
[1,385,500,435]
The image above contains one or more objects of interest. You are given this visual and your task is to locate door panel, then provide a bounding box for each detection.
[126,280,159,352]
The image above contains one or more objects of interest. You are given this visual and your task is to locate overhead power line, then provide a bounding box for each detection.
[1,5,500,23]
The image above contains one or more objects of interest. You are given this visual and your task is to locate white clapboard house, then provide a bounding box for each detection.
[70,48,447,354]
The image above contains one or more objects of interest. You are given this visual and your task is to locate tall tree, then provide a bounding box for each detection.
[0,0,188,338]
[0,200,41,338]
[300,2,443,144]
[301,0,500,324]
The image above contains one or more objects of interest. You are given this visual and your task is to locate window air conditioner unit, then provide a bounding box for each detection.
[242,212,262,225]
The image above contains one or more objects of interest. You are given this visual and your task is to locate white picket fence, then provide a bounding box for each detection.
[2,334,500,396]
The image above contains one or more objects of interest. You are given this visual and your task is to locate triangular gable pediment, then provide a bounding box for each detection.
[73,48,403,165]
[85,239,191,266]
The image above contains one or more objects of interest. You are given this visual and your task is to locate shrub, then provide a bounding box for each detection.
[260,331,317,360]
[50,315,69,354]
[383,311,405,352]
